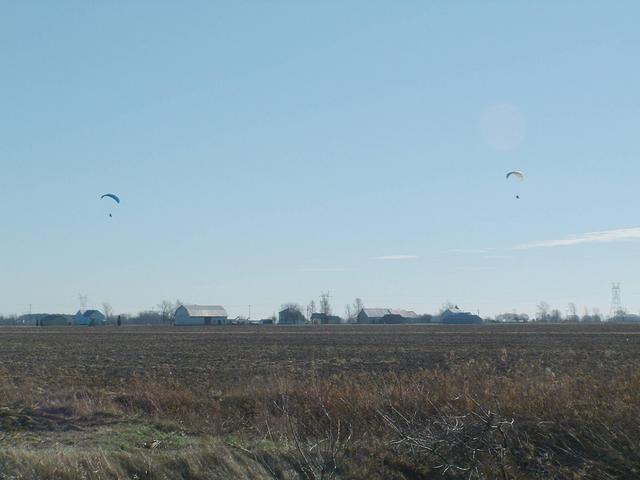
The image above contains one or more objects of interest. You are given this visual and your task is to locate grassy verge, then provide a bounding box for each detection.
[1,358,639,479]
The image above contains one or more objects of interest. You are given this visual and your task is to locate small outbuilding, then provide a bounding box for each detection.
[18,314,47,326]
[357,308,419,324]
[438,309,483,325]
[40,314,73,326]
[174,305,228,326]
[310,313,343,324]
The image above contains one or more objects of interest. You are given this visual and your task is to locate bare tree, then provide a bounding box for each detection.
[354,298,363,315]
[158,300,176,324]
[440,301,455,314]
[101,302,113,321]
[344,298,364,323]
[319,292,332,316]
[352,298,364,323]
[536,301,550,322]
[307,300,316,321]
[281,303,303,313]
[345,304,354,322]
[550,309,562,323]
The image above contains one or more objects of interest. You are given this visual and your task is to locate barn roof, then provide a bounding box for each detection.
[362,308,419,319]
[441,308,471,317]
[181,305,227,317]
[389,309,419,318]
[279,307,304,314]
[361,308,390,318]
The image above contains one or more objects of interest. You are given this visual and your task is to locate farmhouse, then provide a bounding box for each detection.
[74,310,106,326]
[174,305,228,325]
[357,308,419,324]
[278,307,306,325]
[438,308,482,325]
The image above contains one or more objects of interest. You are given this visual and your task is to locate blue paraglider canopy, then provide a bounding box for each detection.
[100,193,121,203]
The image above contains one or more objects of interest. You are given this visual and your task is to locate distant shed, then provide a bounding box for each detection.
[278,307,306,325]
[310,313,343,324]
[18,314,47,326]
[175,305,228,326]
[357,308,419,324]
[40,314,73,326]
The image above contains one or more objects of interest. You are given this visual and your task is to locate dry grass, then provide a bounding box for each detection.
[1,324,639,479]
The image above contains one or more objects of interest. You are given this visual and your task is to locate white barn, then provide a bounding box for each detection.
[174,305,228,326]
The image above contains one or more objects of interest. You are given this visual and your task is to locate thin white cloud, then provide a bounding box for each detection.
[374,255,419,261]
[515,227,640,250]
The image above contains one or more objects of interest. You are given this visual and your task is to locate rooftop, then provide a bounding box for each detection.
[180,305,228,317]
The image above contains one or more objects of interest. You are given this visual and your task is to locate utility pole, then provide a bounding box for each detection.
[248,304,251,320]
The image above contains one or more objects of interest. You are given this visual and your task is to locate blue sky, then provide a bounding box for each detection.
[2,1,640,319]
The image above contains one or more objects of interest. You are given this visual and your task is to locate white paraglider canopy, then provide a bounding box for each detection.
[506,170,524,181]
